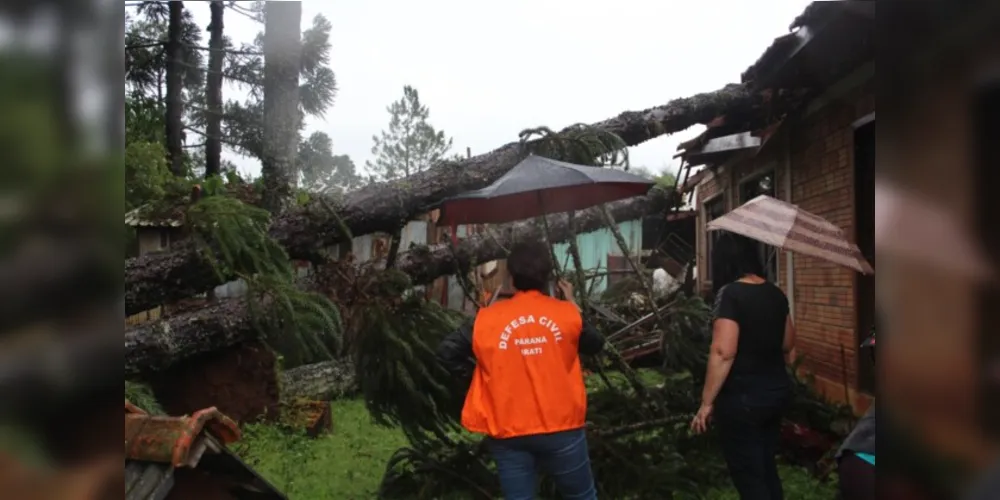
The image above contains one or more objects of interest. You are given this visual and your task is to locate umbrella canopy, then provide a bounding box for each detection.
[436,155,655,226]
[708,194,874,275]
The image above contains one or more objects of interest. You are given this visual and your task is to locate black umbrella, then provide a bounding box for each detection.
[437,155,655,226]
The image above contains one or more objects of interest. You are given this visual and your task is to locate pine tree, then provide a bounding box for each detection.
[260,0,302,213]
[366,86,454,181]
[204,0,225,178]
[298,131,362,193]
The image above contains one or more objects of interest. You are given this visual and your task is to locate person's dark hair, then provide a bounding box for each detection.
[711,232,766,296]
[507,240,553,292]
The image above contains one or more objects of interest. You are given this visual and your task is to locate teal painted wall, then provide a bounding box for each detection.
[552,219,642,294]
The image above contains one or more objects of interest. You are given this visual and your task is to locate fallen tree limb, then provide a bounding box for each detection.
[280,359,357,401]
[395,188,676,284]
[125,299,253,376]
[125,190,676,374]
[125,84,755,315]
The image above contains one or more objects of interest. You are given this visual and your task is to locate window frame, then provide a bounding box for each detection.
[702,194,727,283]
[737,169,779,283]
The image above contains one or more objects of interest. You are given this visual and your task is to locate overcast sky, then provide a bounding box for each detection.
[178,0,811,180]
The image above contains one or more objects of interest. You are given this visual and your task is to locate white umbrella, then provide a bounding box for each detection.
[708,195,874,275]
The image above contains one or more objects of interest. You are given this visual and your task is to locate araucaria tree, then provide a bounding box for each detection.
[298,131,363,193]
[366,86,454,181]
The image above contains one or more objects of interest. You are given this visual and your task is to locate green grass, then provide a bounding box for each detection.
[236,399,838,500]
[235,399,407,499]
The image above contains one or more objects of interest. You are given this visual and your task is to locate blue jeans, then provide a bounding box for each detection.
[487,428,597,500]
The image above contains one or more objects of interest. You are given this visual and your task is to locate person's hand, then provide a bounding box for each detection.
[690,403,714,435]
[556,279,574,301]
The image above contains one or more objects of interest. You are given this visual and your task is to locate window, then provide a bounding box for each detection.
[159,230,170,250]
[739,172,775,202]
[739,170,779,282]
[704,196,726,282]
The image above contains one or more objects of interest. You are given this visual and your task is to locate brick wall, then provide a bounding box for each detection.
[788,82,873,406]
[693,77,875,410]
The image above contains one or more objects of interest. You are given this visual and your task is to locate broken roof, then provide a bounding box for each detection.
[125,401,287,500]
[677,1,874,171]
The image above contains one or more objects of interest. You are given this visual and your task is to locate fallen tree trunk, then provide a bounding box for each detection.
[126,84,755,315]
[125,299,253,376]
[125,190,675,374]
[280,359,357,401]
[395,188,675,284]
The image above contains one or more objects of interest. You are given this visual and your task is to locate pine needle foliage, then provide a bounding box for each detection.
[125,380,164,415]
[519,123,630,169]
[370,124,850,498]
[379,440,497,500]
[351,270,467,444]
[185,192,342,366]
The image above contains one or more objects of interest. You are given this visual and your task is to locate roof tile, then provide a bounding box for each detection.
[124,401,241,468]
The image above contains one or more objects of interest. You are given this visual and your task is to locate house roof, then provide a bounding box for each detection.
[125,401,240,467]
[742,0,874,88]
[125,207,184,228]
[676,1,874,172]
[678,168,709,194]
[125,401,286,500]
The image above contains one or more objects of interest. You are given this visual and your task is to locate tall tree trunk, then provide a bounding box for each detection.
[260,1,302,213]
[125,84,764,316]
[204,1,225,178]
[165,1,186,176]
[125,190,673,375]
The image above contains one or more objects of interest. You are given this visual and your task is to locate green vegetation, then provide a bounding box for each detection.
[234,398,838,500]
[235,399,407,499]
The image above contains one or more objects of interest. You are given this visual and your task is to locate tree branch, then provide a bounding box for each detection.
[126,42,165,50]
[125,190,676,374]
[126,84,769,315]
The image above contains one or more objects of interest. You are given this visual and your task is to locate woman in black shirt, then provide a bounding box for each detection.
[691,233,796,500]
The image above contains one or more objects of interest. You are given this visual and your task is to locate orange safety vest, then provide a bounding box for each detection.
[461,290,588,439]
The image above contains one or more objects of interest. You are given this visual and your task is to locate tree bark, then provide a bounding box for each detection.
[280,359,357,401]
[395,188,676,284]
[126,298,252,377]
[165,1,186,176]
[126,84,756,315]
[125,189,675,374]
[260,1,301,213]
[204,1,225,178]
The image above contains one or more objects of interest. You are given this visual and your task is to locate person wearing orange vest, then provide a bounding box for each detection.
[436,240,606,500]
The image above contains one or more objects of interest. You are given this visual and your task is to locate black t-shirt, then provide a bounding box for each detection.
[713,281,791,401]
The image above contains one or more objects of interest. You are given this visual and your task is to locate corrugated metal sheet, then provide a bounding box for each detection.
[352,234,375,262]
[400,220,428,249]
[349,220,429,264]
[552,219,642,294]
[125,208,183,228]
[125,462,175,500]
[447,276,466,311]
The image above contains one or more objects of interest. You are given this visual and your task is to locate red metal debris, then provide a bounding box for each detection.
[124,401,241,468]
